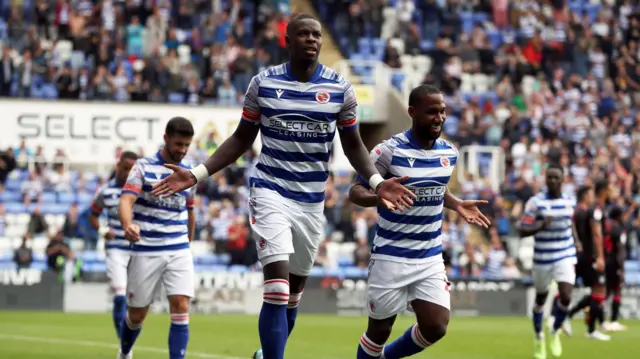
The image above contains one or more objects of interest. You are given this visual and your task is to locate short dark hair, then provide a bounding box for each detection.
[165,117,194,137]
[594,178,609,195]
[609,206,623,221]
[546,163,564,174]
[576,185,592,202]
[408,85,442,107]
[286,14,318,37]
[119,151,138,162]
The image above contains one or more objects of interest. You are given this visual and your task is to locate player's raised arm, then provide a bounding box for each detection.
[151,75,262,197]
[119,161,143,242]
[518,197,550,237]
[337,82,415,209]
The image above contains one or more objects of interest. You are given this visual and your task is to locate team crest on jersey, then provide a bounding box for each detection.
[368,300,376,313]
[440,157,450,167]
[258,238,266,250]
[315,91,330,104]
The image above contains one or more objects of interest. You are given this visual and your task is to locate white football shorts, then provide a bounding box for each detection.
[249,189,324,276]
[367,258,451,320]
[126,250,194,308]
[532,257,576,293]
[106,249,130,296]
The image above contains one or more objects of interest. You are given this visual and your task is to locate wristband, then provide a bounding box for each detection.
[190,164,210,183]
[369,174,384,192]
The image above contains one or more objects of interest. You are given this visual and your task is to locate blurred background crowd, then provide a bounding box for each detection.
[1,0,640,283]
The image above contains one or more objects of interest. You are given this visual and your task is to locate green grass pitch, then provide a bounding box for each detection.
[0,312,637,358]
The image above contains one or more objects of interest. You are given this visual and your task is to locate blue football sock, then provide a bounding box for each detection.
[112,295,127,339]
[532,308,544,337]
[119,316,141,355]
[286,291,301,337]
[259,279,289,359]
[357,333,384,358]
[553,300,569,331]
[168,313,190,359]
[383,324,430,359]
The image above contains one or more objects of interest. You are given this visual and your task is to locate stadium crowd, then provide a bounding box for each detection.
[0,0,290,105]
[1,0,640,281]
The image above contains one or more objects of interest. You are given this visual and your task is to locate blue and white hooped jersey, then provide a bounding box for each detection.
[521,192,577,265]
[91,178,129,251]
[241,62,358,212]
[358,130,458,263]
[122,151,195,256]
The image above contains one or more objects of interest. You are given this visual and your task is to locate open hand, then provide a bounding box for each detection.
[151,164,197,197]
[376,176,416,210]
[455,200,491,228]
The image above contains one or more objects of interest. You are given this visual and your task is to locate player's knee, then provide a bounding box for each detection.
[418,322,448,344]
[127,307,148,325]
[535,292,548,307]
[263,279,290,306]
[168,295,190,313]
[558,293,572,307]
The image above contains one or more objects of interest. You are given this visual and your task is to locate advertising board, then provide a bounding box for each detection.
[0,269,63,310]
[0,99,355,171]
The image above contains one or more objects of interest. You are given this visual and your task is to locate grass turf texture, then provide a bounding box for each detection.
[0,312,636,359]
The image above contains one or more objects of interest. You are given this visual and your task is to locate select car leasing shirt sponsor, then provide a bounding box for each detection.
[521,192,576,265]
[358,130,458,263]
[241,63,358,212]
[91,178,129,251]
[122,151,194,256]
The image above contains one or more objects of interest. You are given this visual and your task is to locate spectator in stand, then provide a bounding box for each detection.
[46,231,81,282]
[27,207,48,237]
[22,171,43,206]
[0,204,5,237]
[0,148,16,186]
[227,214,249,265]
[13,236,34,269]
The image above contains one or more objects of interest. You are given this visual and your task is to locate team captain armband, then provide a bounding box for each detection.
[241,108,260,125]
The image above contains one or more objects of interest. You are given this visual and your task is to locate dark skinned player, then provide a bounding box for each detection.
[149,14,416,359]
[349,85,490,359]
[518,164,579,359]
[601,206,627,332]
[571,179,610,341]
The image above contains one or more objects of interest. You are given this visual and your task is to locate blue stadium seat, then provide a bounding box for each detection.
[41,192,57,203]
[194,264,228,272]
[217,253,231,264]
[4,178,22,191]
[31,261,48,271]
[80,251,101,263]
[0,191,21,202]
[0,252,12,261]
[39,203,70,215]
[0,261,16,270]
[194,254,220,265]
[343,266,367,278]
[624,261,640,272]
[4,202,27,213]
[33,253,46,262]
[57,192,76,204]
[228,265,248,273]
[83,262,107,273]
[77,192,93,205]
[168,92,185,103]
[309,266,325,277]
[337,257,354,267]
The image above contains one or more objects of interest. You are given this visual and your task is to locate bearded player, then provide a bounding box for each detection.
[518,164,577,359]
[349,85,490,359]
[89,151,139,340]
[117,117,197,359]
[149,14,415,359]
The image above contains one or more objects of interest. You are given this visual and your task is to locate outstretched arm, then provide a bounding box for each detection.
[443,188,491,228]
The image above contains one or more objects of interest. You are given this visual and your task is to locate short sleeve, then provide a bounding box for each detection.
[520,197,539,226]
[355,140,393,189]
[186,188,196,210]
[240,74,262,126]
[592,207,603,221]
[90,186,106,216]
[122,160,144,197]
[337,81,358,131]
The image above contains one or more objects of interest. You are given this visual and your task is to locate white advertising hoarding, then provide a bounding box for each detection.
[0,99,352,171]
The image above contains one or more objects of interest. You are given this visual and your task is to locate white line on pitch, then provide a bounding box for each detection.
[0,333,244,359]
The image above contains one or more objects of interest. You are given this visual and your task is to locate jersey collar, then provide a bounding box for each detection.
[284,62,323,83]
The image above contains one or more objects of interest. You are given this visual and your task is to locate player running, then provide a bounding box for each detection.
[602,206,627,332]
[89,150,138,340]
[518,164,578,359]
[572,179,611,340]
[116,117,197,359]
[349,85,490,359]
[150,14,415,359]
